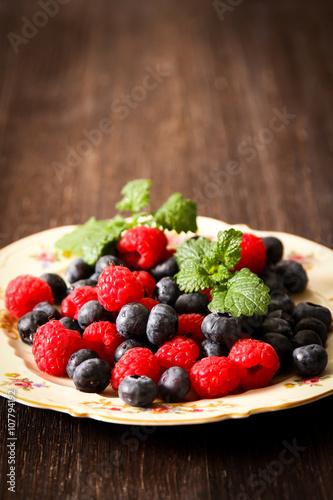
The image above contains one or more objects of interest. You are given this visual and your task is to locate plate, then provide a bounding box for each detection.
[0,216,332,426]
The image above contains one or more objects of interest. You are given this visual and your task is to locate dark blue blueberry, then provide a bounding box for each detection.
[158,367,190,403]
[260,318,293,338]
[262,237,284,265]
[262,333,293,372]
[294,317,327,346]
[95,255,127,274]
[114,339,145,363]
[154,277,181,307]
[72,358,111,393]
[77,300,114,329]
[65,258,94,284]
[17,310,49,345]
[292,344,328,377]
[175,292,209,315]
[67,279,98,293]
[293,302,332,331]
[89,272,101,282]
[152,257,179,282]
[200,339,229,358]
[292,330,322,349]
[259,267,284,294]
[40,273,68,304]
[275,260,308,293]
[267,310,294,328]
[33,301,61,320]
[201,313,242,349]
[268,292,295,315]
[146,304,178,345]
[116,302,149,339]
[59,317,84,335]
[241,313,265,338]
[118,375,157,407]
[66,349,100,378]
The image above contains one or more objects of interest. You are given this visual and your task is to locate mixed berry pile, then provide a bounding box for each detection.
[4,224,332,407]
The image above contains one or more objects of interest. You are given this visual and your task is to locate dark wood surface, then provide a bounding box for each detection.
[1,1,333,499]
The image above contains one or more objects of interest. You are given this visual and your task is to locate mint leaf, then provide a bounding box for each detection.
[115,179,151,213]
[175,237,211,268]
[216,228,243,269]
[211,264,232,283]
[209,268,271,317]
[176,262,215,293]
[154,193,197,233]
[55,217,110,256]
[208,285,228,312]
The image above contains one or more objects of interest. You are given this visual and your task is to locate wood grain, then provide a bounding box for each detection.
[0,1,332,499]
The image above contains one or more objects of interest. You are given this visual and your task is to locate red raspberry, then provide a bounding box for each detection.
[137,297,160,312]
[97,265,144,312]
[111,347,161,390]
[32,320,82,376]
[190,357,240,398]
[132,270,156,298]
[234,233,267,275]
[83,321,123,363]
[117,226,167,269]
[177,314,205,345]
[228,338,280,390]
[5,274,54,319]
[201,288,212,302]
[61,286,98,319]
[155,336,199,372]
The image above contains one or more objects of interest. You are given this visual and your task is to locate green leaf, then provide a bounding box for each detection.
[175,237,211,268]
[208,285,228,312]
[55,217,110,256]
[209,268,271,317]
[216,228,243,269]
[115,179,151,213]
[176,262,215,293]
[154,193,197,233]
[211,264,232,283]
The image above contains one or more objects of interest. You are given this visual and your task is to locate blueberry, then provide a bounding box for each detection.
[292,330,322,349]
[118,375,157,407]
[275,260,308,293]
[262,237,284,265]
[260,318,293,338]
[17,310,49,345]
[158,367,190,403]
[175,292,209,315]
[59,317,84,335]
[200,339,229,358]
[66,349,100,378]
[67,279,98,293]
[292,344,328,377]
[146,304,178,345]
[268,292,295,315]
[267,310,294,328]
[114,339,145,363]
[33,301,61,320]
[201,313,242,349]
[294,318,327,346]
[241,314,265,337]
[154,277,181,307]
[259,267,284,294]
[95,255,127,274]
[152,257,179,282]
[262,333,293,372]
[77,300,114,329]
[293,302,332,331]
[72,358,111,393]
[65,258,94,284]
[40,273,67,304]
[116,303,149,339]
[89,272,101,282]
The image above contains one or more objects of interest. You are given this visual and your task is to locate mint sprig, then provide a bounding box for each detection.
[175,229,270,317]
[115,179,151,214]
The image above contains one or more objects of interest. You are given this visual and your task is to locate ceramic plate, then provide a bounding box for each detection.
[0,217,332,426]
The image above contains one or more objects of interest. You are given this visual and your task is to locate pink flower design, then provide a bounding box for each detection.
[303,377,321,385]
[13,380,33,389]
[288,254,306,265]
[37,250,57,263]
[152,406,170,413]
[191,409,204,412]
[109,407,122,411]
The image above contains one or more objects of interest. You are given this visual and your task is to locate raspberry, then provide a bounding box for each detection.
[155,336,199,372]
[117,226,167,269]
[32,320,82,376]
[228,338,280,390]
[201,288,212,302]
[190,357,240,398]
[5,274,54,319]
[83,321,123,363]
[111,347,161,390]
[132,270,156,298]
[234,233,267,275]
[137,297,160,312]
[61,286,98,319]
[177,314,205,345]
[97,266,144,312]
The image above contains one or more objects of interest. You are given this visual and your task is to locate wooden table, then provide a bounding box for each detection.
[1,1,332,498]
